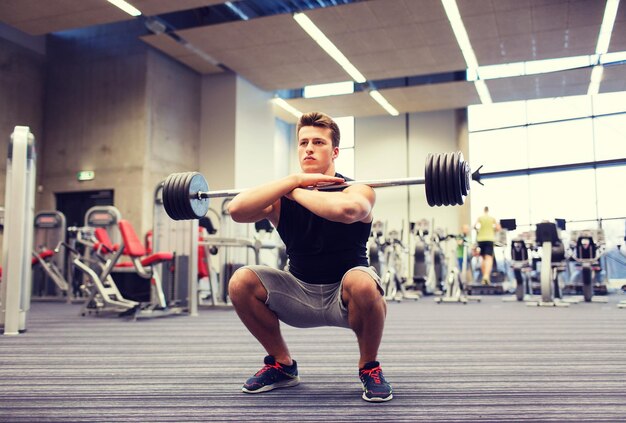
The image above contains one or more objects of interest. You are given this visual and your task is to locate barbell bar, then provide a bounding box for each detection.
[161,151,483,221]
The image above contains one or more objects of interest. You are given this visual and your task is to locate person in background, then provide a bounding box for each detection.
[456,223,471,284]
[474,207,500,285]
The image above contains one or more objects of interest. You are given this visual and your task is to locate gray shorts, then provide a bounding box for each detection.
[239,265,383,329]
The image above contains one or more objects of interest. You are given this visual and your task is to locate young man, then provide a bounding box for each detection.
[227,111,393,402]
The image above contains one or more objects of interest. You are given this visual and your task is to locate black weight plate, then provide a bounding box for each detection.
[181,172,195,220]
[459,153,472,196]
[458,152,466,204]
[425,154,435,207]
[439,153,450,206]
[161,175,171,218]
[172,173,188,220]
[452,152,463,205]
[432,153,443,206]
[458,154,466,196]
[162,173,178,220]
[165,173,181,220]
[189,172,210,219]
[446,152,457,206]
[178,172,195,220]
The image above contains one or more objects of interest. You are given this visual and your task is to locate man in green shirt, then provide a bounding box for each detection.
[474,206,500,285]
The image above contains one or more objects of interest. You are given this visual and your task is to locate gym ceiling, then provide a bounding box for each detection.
[1,0,625,122]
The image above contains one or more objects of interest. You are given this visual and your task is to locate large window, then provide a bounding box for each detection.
[468,92,626,248]
[527,119,594,167]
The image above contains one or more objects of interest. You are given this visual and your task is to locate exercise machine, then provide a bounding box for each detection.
[424,226,446,295]
[198,221,281,306]
[379,229,418,302]
[525,221,574,307]
[71,226,140,316]
[435,233,481,304]
[569,229,607,303]
[510,237,533,301]
[410,219,429,294]
[31,211,70,301]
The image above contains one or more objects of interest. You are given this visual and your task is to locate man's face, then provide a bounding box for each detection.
[298,125,339,174]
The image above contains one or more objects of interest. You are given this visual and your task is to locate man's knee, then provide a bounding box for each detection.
[228,268,266,303]
[343,271,383,305]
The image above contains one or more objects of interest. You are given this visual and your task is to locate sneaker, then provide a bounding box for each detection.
[242,355,300,394]
[359,361,393,402]
[481,279,491,286]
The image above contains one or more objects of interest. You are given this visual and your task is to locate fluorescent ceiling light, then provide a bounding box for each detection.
[587,66,604,95]
[441,0,492,104]
[271,98,303,118]
[303,81,354,98]
[293,13,367,83]
[470,55,595,81]
[525,55,594,75]
[471,62,525,80]
[473,80,492,104]
[369,90,399,116]
[225,1,249,21]
[467,51,626,82]
[107,0,141,17]
[588,0,619,95]
[600,50,626,64]
[595,0,620,55]
[441,0,479,71]
[183,42,220,66]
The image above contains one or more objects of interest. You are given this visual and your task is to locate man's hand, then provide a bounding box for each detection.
[285,173,345,200]
[293,173,345,189]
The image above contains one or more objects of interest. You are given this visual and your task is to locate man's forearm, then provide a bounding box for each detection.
[228,175,297,222]
[290,188,372,224]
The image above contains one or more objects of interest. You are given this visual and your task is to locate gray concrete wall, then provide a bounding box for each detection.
[145,50,201,235]
[200,73,237,194]
[38,21,202,236]
[234,77,275,189]
[0,34,45,251]
[200,72,237,224]
[0,36,45,211]
[41,21,150,232]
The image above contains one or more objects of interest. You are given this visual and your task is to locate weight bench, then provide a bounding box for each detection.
[116,220,181,316]
[79,223,179,318]
[74,228,140,316]
[31,248,69,294]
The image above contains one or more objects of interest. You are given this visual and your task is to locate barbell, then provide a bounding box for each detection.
[161,151,483,221]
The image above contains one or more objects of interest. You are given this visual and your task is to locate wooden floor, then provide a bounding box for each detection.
[1,294,626,422]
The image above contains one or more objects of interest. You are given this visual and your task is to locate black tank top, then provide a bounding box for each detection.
[276,173,372,284]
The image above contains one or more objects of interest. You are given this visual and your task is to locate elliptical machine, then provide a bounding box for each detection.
[510,237,532,301]
[526,221,573,307]
[410,219,429,294]
[435,232,480,304]
[499,219,532,301]
[570,229,606,303]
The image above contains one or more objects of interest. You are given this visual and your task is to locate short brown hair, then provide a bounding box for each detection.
[296,111,340,148]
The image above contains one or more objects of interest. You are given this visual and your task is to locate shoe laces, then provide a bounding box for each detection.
[362,366,383,384]
[255,361,282,377]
